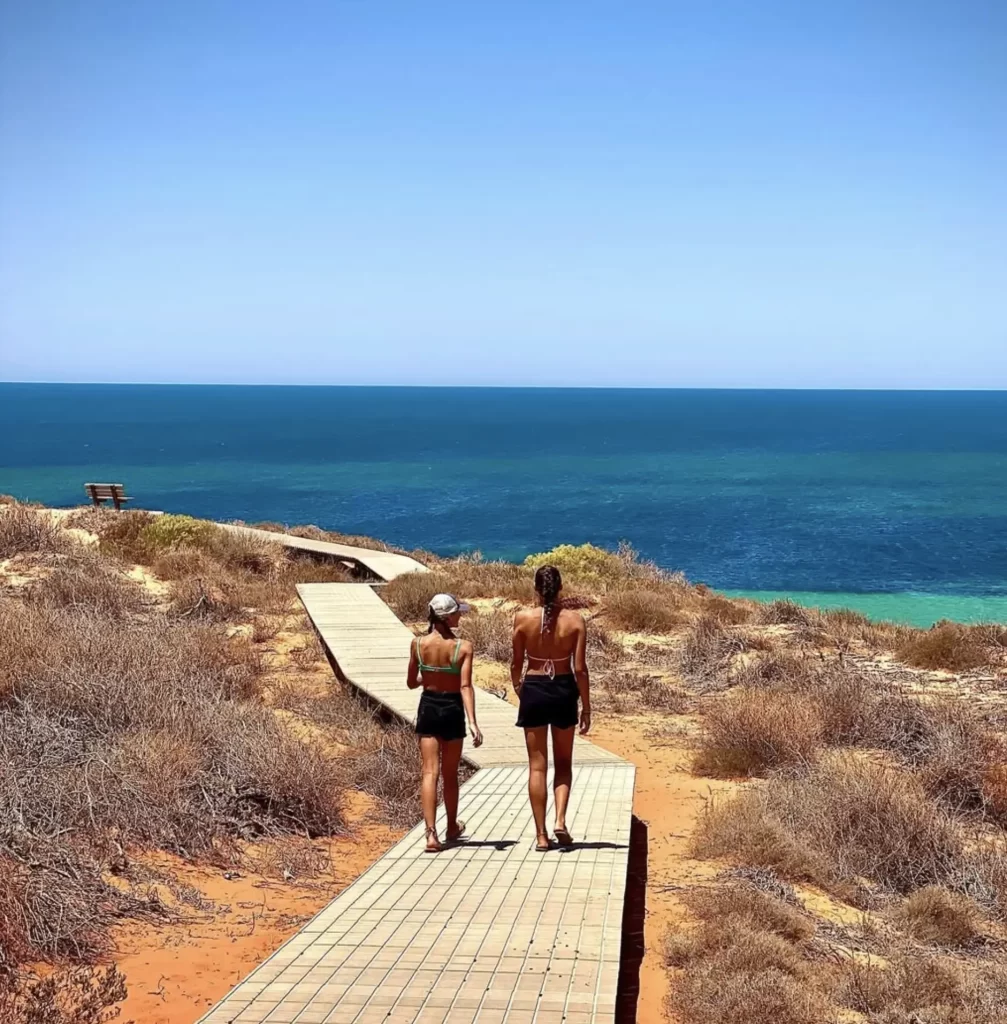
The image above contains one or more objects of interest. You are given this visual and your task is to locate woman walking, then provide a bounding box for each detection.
[511,566,591,851]
[407,593,483,852]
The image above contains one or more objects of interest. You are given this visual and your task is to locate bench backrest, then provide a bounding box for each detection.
[85,483,126,498]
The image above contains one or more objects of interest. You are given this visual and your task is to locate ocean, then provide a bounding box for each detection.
[3,383,1006,626]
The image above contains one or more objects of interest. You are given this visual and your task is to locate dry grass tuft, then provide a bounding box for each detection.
[595,669,690,714]
[0,503,73,558]
[680,614,757,684]
[693,689,823,776]
[839,954,1007,1023]
[754,599,815,627]
[664,881,829,1024]
[891,885,986,948]
[602,587,686,632]
[694,754,1005,906]
[700,593,753,624]
[23,558,146,619]
[0,963,129,1024]
[898,621,1000,672]
[459,609,513,662]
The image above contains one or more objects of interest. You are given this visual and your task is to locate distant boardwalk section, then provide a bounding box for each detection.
[217,523,430,581]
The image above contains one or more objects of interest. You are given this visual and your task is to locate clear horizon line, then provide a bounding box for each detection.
[3,379,1007,393]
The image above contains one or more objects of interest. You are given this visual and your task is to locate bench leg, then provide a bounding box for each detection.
[112,496,122,511]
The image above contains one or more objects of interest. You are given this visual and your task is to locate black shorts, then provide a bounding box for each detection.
[415,689,466,741]
[516,674,579,730]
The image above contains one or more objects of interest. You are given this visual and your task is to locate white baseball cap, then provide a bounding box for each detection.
[429,593,470,618]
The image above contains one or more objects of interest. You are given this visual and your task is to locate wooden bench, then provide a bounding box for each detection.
[84,483,131,511]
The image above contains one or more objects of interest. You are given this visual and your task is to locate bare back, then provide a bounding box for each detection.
[512,606,586,676]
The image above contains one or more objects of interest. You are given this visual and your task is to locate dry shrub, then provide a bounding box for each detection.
[664,882,828,1024]
[523,541,674,592]
[0,504,72,558]
[839,954,1007,1023]
[680,614,755,684]
[290,632,325,670]
[382,571,460,621]
[272,683,423,826]
[603,587,685,632]
[899,622,996,672]
[252,616,283,643]
[693,689,823,777]
[346,725,426,828]
[596,669,689,714]
[0,963,129,1024]
[755,599,815,627]
[731,651,818,690]
[694,754,1001,905]
[0,593,359,969]
[891,886,985,948]
[701,593,753,624]
[668,963,829,1024]
[460,608,513,662]
[23,559,145,619]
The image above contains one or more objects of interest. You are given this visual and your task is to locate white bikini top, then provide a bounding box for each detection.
[525,607,572,680]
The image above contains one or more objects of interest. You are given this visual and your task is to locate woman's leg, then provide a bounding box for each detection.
[441,739,464,838]
[524,727,550,845]
[551,725,575,835]
[419,736,442,849]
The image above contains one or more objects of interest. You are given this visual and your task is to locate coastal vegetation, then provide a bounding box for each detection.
[1,504,1005,1023]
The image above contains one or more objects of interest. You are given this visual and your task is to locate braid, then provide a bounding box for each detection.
[534,565,562,633]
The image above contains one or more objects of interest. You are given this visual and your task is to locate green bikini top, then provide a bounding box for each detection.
[415,636,463,674]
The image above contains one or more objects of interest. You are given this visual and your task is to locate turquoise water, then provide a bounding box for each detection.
[726,591,1007,628]
[2,384,1006,625]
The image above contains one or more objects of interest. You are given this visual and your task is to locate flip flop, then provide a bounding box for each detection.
[554,827,573,847]
[446,820,467,843]
[423,828,443,854]
[534,833,554,853]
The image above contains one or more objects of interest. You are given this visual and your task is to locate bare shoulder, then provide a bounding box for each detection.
[513,606,538,627]
[559,607,586,629]
[459,638,474,655]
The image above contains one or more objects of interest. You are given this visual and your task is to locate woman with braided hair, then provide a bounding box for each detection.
[511,565,591,851]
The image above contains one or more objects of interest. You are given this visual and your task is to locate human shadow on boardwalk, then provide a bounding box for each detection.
[450,839,518,851]
[616,816,648,1024]
[555,841,629,852]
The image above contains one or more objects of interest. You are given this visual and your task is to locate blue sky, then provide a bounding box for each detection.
[1,1,1004,387]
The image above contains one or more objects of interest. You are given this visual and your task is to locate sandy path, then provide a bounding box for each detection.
[113,815,401,1023]
[586,716,734,1024]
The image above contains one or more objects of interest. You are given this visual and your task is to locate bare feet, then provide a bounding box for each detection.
[424,827,443,853]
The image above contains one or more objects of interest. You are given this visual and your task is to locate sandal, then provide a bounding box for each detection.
[534,832,554,853]
[554,826,573,848]
[446,819,467,843]
[424,827,443,853]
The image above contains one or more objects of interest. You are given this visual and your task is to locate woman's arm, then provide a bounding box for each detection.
[458,642,483,747]
[574,615,591,734]
[406,637,421,689]
[510,613,526,692]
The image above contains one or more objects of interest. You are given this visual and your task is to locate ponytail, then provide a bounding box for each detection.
[534,565,562,633]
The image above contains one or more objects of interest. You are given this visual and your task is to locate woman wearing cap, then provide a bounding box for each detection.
[407,593,484,852]
[511,565,591,852]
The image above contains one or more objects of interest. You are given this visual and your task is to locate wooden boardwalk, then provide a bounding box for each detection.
[219,523,430,581]
[197,573,635,1023]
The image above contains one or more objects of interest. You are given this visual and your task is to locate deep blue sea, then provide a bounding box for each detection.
[3,384,1006,625]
